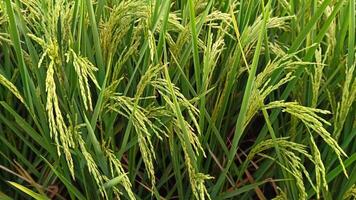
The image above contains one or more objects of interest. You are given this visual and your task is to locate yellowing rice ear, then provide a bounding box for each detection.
[45,61,75,178]
[309,133,328,199]
[105,149,135,200]
[100,0,148,61]
[75,130,107,198]
[265,101,348,177]
[334,62,356,139]
[309,46,327,108]
[248,137,319,199]
[106,65,168,189]
[343,184,356,200]
[66,49,100,111]
[0,73,26,105]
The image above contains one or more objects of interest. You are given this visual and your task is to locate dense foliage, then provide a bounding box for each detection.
[0,0,355,199]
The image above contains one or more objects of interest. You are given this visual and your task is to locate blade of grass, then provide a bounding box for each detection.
[7,182,50,200]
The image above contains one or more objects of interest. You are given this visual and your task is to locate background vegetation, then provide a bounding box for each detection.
[0,0,355,199]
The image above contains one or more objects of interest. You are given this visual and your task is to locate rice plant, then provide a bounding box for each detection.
[0,0,355,199]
